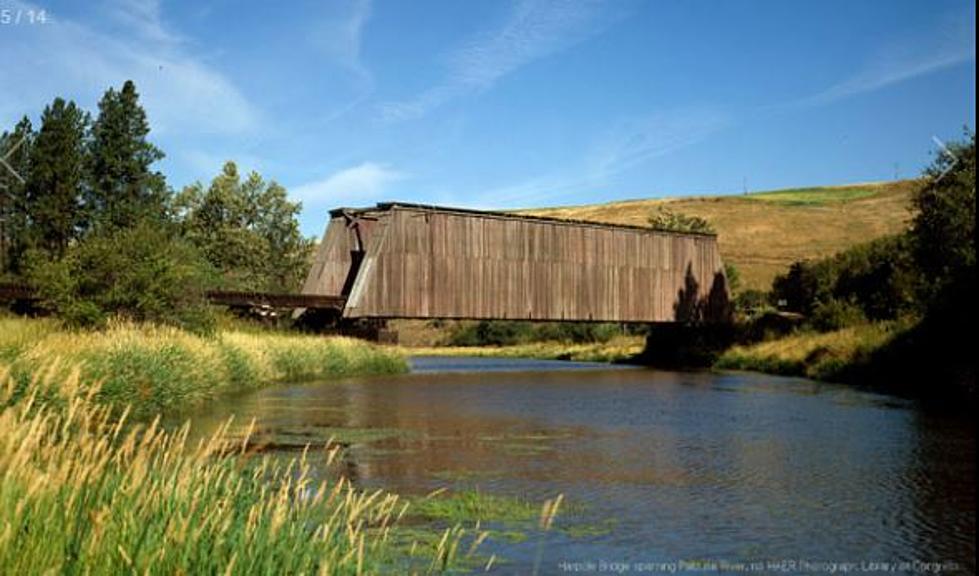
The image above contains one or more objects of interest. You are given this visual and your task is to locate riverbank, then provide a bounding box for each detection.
[394,335,644,364]
[715,320,909,382]
[0,317,406,418]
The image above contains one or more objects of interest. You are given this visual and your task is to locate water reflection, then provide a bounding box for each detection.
[176,358,975,573]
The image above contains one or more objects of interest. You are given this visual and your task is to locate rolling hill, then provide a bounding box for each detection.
[524,180,920,290]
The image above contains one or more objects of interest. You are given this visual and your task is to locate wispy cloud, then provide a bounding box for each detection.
[587,107,732,181]
[787,12,975,109]
[377,0,620,121]
[450,106,731,209]
[0,0,259,135]
[290,162,407,209]
[307,0,373,80]
[304,0,376,124]
[101,0,180,45]
[455,173,588,209]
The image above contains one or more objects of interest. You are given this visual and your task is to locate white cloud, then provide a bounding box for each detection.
[290,162,407,208]
[0,0,259,135]
[788,12,975,109]
[377,0,619,121]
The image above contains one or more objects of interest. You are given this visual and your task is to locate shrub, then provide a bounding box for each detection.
[532,322,622,343]
[771,259,836,315]
[26,222,216,333]
[733,288,770,316]
[647,207,715,234]
[771,234,919,322]
[445,321,623,346]
[808,299,866,332]
[445,321,535,346]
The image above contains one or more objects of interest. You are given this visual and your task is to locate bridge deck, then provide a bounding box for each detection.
[205,290,345,309]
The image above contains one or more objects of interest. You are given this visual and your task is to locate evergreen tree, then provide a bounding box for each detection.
[88,80,167,230]
[0,117,34,275]
[26,99,88,257]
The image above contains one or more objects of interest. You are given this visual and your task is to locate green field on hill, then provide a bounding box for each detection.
[524,180,919,290]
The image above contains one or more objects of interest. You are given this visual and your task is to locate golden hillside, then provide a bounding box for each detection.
[524,180,920,290]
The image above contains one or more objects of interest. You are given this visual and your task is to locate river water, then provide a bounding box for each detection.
[178,357,975,574]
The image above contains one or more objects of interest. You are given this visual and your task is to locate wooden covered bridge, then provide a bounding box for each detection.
[1,203,729,327]
[302,202,729,324]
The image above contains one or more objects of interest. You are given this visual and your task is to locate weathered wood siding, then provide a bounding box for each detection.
[302,216,357,297]
[303,204,726,323]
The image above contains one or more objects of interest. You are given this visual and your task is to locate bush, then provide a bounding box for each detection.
[771,234,919,322]
[445,321,535,346]
[733,288,770,316]
[771,259,836,315]
[809,299,866,332]
[532,322,622,343]
[26,222,216,333]
[444,320,624,346]
[647,207,715,234]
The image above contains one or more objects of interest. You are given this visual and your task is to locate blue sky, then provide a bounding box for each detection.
[1,0,975,235]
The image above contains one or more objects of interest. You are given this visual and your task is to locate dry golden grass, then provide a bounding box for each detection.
[0,365,484,575]
[0,318,407,417]
[715,321,908,381]
[524,180,919,290]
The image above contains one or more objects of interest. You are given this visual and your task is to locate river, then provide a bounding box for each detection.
[176,357,975,574]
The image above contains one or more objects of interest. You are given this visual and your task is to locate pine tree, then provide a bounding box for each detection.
[27,99,89,258]
[88,80,167,230]
[0,116,34,275]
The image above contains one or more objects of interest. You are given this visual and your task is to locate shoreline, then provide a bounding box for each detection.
[390,335,645,364]
[0,317,407,418]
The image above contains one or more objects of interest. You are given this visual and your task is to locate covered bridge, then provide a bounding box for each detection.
[302,202,728,323]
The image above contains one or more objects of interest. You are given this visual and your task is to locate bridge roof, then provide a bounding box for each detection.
[328,202,718,238]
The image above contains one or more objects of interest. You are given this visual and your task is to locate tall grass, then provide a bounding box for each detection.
[0,367,473,575]
[715,321,909,381]
[0,318,407,417]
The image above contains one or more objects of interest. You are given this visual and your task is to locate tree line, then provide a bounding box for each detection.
[766,131,975,390]
[769,131,974,329]
[0,81,312,331]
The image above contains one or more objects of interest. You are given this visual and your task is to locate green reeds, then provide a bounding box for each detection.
[0,318,407,417]
[0,367,469,575]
